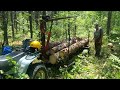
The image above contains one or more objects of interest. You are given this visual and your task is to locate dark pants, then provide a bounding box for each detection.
[95,42,101,57]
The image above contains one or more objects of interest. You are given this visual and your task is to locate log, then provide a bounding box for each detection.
[46,37,74,50]
[48,41,62,49]
[49,41,72,54]
[49,38,88,64]
[49,52,59,64]
[47,37,82,55]
[59,38,88,58]
[45,41,63,55]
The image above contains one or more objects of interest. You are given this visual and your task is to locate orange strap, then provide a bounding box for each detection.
[45,32,51,51]
[40,21,50,35]
[40,21,51,51]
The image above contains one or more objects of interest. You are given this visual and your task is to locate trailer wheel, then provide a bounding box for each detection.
[28,64,48,79]
[0,74,3,79]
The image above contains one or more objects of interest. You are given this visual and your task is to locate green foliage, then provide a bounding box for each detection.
[101,54,120,79]
[1,11,120,79]
[59,54,100,79]
[58,52,120,79]
[2,56,29,79]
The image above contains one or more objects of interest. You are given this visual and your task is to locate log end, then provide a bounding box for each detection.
[59,51,65,59]
[49,55,57,64]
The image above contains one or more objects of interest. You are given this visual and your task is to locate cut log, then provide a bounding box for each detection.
[49,38,88,64]
[50,41,72,53]
[47,37,82,55]
[49,52,59,64]
[45,42,62,56]
[59,38,88,58]
[48,41,62,49]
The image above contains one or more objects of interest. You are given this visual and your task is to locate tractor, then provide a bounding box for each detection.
[0,15,89,79]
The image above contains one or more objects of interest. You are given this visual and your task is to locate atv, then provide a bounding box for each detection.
[0,39,48,79]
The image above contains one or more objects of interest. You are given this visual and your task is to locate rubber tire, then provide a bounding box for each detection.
[0,74,3,79]
[28,64,48,79]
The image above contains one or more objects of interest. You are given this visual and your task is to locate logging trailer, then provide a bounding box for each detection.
[0,15,89,79]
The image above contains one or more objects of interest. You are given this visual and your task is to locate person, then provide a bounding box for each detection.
[93,23,103,57]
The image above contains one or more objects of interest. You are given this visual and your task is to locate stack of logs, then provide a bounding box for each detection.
[46,37,88,64]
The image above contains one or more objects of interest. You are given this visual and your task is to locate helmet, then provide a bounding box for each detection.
[30,40,42,50]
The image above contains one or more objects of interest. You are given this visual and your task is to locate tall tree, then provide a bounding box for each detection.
[14,11,18,34]
[41,11,46,49]
[2,11,8,45]
[74,17,77,37]
[11,11,15,41]
[35,11,39,31]
[29,11,33,38]
[68,11,70,41]
[22,12,25,33]
[107,11,112,36]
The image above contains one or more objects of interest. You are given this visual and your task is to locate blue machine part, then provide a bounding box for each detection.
[2,46,12,55]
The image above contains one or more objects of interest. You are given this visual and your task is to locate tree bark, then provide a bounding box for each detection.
[22,12,25,33]
[48,41,63,49]
[49,38,88,64]
[2,11,8,45]
[59,38,88,59]
[74,18,77,37]
[46,40,65,55]
[11,11,15,41]
[35,11,39,31]
[48,37,82,55]
[41,11,46,49]
[29,11,33,38]
[46,37,82,56]
[14,11,18,34]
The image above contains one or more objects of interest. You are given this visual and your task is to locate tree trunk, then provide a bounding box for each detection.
[27,18,29,32]
[74,18,77,37]
[22,12,24,33]
[65,24,67,40]
[74,25,77,37]
[35,11,39,31]
[11,11,15,41]
[21,12,25,33]
[107,11,112,36]
[49,38,88,64]
[40,11,47,57]
[68,17,71,56]
[29,11,33,38]
[2,11,8,45]
[41,11,46,49]
[14,11,18,34]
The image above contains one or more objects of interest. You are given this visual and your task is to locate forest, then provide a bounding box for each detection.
[0,11,120,79]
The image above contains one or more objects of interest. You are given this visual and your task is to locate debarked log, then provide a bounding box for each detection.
[49,38,88,64]
[46,37,83,55]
